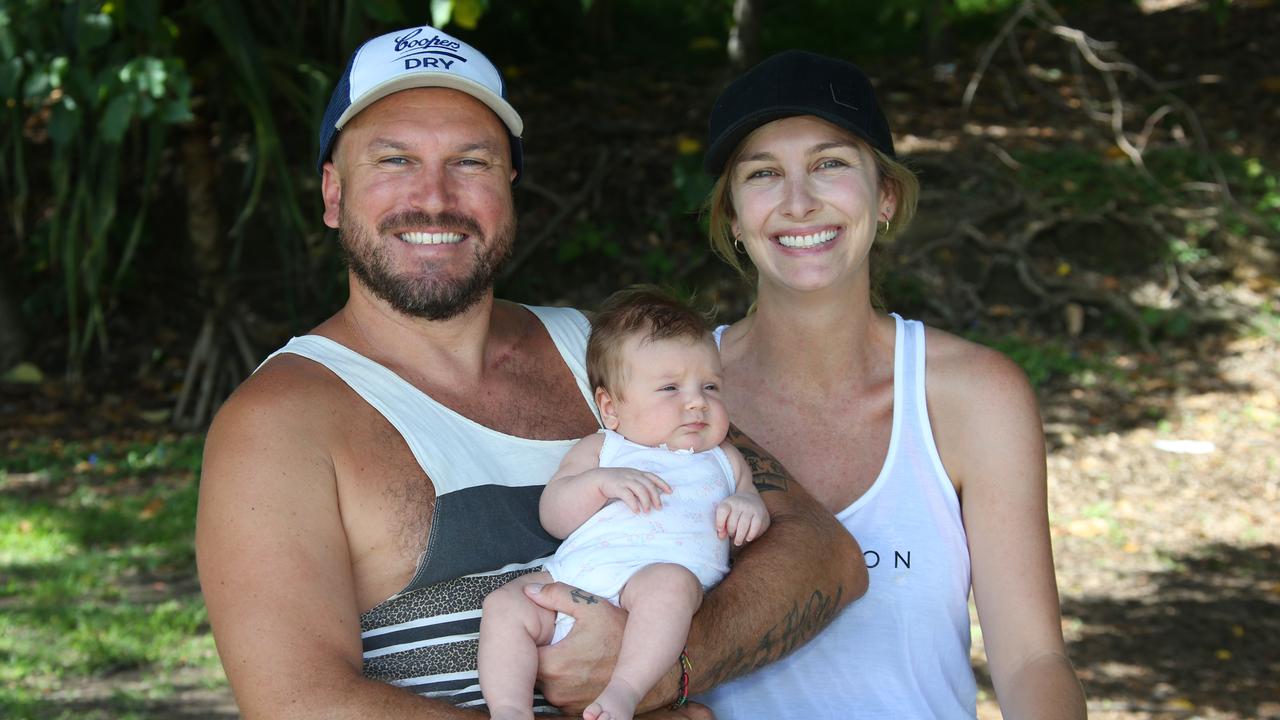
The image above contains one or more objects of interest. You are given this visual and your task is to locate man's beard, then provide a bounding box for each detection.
[339,204,515,321]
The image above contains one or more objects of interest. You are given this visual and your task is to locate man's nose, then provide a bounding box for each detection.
[408,163,455,214]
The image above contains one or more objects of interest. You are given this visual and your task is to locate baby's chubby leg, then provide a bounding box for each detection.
[479,571,558,720]
[583,563,703,720]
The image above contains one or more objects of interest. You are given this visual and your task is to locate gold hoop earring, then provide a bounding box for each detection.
[880,219,890,236]
[734,235,745,254]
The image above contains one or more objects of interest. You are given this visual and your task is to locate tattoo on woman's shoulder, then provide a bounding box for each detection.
[727,426,789,493]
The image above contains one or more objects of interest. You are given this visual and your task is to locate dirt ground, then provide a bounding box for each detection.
[976,332,1280,720]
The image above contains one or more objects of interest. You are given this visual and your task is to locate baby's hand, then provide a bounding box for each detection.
[594,467,672,514]
[715,492,770,546]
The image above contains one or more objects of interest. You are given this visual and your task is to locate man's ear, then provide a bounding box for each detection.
[595,386,620,430]
[322,162,342,229]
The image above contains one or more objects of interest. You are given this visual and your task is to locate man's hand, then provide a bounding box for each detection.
[529,580,686,715]
[714,492,770,546]
[528,581,625,714]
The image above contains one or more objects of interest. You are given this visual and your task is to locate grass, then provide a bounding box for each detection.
[0,434,224,719]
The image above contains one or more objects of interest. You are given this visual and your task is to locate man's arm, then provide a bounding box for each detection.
[196,363,486,719]
[687,425,865,690]
[533,425,866,712]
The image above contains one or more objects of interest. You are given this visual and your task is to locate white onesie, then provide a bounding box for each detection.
[542,429,736,642]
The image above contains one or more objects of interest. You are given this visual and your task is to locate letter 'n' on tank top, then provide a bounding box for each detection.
[259,305,600,712]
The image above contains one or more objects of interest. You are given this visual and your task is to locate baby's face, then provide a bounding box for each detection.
[598,335,730,453]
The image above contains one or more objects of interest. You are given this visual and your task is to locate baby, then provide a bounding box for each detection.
[478,287,770,720]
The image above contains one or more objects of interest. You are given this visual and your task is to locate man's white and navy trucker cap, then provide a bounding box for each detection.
[316,25,523,182]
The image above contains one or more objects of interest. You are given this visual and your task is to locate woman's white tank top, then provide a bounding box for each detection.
[699,314,977,719]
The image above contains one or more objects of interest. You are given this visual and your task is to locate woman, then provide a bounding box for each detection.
[694,50,1087,719]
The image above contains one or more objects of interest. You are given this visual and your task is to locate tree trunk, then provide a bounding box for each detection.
[0,268,27,372]
[173,120,255,428]
[728,0,760,71]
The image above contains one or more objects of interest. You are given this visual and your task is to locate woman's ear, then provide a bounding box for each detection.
[879,187,898,224]
[595,387,620,430]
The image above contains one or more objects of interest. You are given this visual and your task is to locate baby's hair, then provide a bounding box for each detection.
[587,286,713,397]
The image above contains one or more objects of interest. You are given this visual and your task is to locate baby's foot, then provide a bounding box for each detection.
[581,679,641,720]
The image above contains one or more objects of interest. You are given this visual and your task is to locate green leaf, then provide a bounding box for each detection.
[0,8,15,60]
[362,0,407,24]
[22,68,49,99]
[48,97,80,146]
[99,93,134,143]
[78,13,114,52]
[0,56,22,98]
[431,0,454,28]
[122,0,162,35]
[157,97,193,124]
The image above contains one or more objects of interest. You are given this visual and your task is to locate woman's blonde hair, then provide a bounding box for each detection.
[705,137,920,282]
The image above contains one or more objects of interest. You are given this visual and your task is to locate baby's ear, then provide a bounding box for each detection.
[595,387,620,430]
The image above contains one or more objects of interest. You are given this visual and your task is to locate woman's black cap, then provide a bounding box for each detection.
[704,50,895,176]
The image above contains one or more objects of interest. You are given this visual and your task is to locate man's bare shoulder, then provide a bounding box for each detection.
[205,351,352,460]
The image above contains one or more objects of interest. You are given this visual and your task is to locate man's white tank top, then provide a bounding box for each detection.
[259,305,601,712]
[700,314,977,719]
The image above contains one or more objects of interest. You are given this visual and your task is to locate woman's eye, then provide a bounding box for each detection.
[816,158,847,170]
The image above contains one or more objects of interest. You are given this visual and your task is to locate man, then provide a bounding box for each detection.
[196,25,865,719]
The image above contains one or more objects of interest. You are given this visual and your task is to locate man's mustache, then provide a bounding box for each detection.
[377,210,484,238]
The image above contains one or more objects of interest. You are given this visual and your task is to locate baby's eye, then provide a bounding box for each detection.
[658,385,678,392]
[703,383,720,392]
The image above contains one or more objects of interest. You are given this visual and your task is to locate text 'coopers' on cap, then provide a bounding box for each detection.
[703,50,895,176]
[316,25,524,182]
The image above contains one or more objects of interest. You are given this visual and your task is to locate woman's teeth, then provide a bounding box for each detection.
[776,229,837,248]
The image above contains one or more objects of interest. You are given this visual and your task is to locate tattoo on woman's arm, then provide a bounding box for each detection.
[727,426,789,493]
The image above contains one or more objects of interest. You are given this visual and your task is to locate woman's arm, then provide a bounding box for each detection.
[929,336,1087,720]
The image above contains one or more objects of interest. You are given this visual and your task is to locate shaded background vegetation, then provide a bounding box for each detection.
[1,0,1277,718]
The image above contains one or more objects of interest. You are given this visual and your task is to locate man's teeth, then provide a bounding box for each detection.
[776,229,837,248]
[400,231,464,245]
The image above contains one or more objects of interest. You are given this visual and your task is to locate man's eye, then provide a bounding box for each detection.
[456,157,489,168]
[379,156,410,166]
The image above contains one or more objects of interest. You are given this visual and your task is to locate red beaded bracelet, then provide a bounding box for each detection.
[670,648,692,710]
